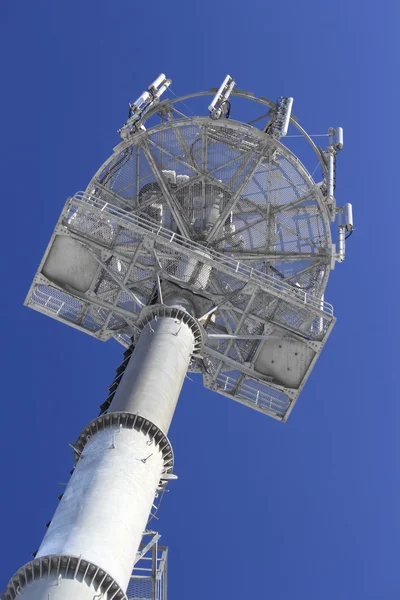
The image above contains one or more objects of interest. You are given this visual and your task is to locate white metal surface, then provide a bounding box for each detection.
[4,554,128,600]
[343,202,353,229]
[120,74,171,140]
[335,126,344,150]
[30,309,195,597]
[110,317,195,434]
[15,576,112,600]
[37,427,164,591]
[267,96,294,138]
[337,224,346,262]
[208,74,236,118]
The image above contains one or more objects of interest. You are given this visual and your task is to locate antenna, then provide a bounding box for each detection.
[4,75,351,600]
[208,74,236,119]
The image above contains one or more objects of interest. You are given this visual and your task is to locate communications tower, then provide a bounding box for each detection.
[3,75,352,600]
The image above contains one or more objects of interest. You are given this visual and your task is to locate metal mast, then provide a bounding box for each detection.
[7,306,198,600]
[3,75,352,600]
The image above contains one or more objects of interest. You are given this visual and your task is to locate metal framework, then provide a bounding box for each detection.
[25,112,340,422]
[26,188,334,420]
[128,533,168,600]
[4,74,352,600]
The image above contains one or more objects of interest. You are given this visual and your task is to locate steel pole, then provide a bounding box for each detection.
[5,308,197,600]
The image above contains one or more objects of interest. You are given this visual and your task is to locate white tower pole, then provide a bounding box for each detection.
[6,306,200,600]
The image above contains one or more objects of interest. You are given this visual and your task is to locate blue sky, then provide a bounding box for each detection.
[1,1,399,598]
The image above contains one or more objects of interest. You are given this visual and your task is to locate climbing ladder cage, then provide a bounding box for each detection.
[127,537,168,600]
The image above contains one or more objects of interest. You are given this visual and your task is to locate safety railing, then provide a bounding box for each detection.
[215,373,290,415]
[31,286,78,317]
[69,191,334,317]
[127,543,168,600]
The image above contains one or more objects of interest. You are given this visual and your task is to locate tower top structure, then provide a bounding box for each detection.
[25,74,352,421]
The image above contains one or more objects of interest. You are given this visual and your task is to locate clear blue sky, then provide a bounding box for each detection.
[1,1,399,598]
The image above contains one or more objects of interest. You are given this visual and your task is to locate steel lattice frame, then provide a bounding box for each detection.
[93,117,332,288]
[127,533,167,600]
[25,94,337,422]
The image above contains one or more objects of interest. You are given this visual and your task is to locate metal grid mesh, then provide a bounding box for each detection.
[127,541,167,600]
[217,374,290,416]
[65,204,119,247]
[29,284,121,335]
[204,355,290,419]
[26,114,334,421]
[127,578,153,600]
[25,191,334,419]
[92,118,330,299]
[31,285,84,321]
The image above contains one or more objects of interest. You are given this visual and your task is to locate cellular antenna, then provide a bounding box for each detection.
[4,76,352,600]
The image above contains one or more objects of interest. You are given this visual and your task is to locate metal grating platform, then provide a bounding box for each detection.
[128,534,167,600]
[26,189,334,421]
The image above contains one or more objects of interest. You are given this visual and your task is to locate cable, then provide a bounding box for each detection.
[345,229,353,240]
[168,86,196,116]
[99,146,133,186]
[209,100,231,120]
[223,100,231,119]
[189,137,202,166]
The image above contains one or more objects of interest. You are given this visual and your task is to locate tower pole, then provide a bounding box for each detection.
[5,305,201,600]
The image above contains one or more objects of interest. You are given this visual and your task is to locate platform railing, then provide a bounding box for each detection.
[70,191,334,316]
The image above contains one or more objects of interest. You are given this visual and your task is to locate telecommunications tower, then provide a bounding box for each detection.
[3,75,352,600]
